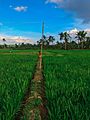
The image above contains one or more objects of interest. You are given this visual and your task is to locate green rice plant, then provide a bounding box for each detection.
[0,54,37,120]
[43,50,90,120]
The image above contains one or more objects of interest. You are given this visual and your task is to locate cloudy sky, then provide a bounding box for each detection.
[0,0,90,44]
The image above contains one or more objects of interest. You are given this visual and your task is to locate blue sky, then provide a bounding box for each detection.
[0,0,90,43]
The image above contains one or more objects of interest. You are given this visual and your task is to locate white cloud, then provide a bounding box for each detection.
[68,28,78,35]
[14,6,28,12]
[84,29,90,36]
[66,28,90,42]
[68,28,90,35]
[46,0,90,24]
[67,29,90,42]
[0,25,41,44]
[45,0,63,4]
[0,34,34,44]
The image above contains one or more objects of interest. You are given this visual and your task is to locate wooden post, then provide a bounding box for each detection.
[39,22,44,69]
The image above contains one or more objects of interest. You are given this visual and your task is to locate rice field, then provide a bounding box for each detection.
[0,50,90,120]
[43,50,90,120]
[0,53,37,120]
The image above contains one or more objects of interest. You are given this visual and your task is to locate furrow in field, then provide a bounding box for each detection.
[15,55,47,120]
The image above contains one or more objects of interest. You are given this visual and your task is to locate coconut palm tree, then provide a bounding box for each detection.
[86,36,90,49]
[37,35,47,46]
[75,31,87,49]
[59,32,71,50]
[37,35,55,46]
[2,38,6,42]
[2,38,7,48]
[48,36,55,45]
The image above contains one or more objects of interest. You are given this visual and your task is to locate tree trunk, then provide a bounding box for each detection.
[65,41,67,50]
[78,39,79,49]
[82,40,84,49]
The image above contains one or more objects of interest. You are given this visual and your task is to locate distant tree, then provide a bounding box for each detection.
[4,44,7,48]
[56,41,60,45]
[56,41,63,49]
[37,35,47,46]
[70,41,78,49]
[86,37,90,49]
[21,43,25,48]
[48,36,55,45]
[15,44,18,48]
[37,40,40,45]
[2,38,6,49]
[2,38,6,42]
[59,32,64,42]
[59,32,71,50]
[37,35,47,50]
[37,35,55,47]
[75,31,87,49]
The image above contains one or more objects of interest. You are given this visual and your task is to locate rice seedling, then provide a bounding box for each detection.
[43,50,90,120]
[0,54,37,120]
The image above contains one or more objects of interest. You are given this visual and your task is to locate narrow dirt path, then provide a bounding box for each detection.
[15,56,47,120]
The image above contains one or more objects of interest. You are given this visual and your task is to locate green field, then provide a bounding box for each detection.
[0,52,37,120]
[43,50,90,120]
[0,50,90,120]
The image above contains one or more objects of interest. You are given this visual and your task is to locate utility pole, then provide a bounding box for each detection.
[39,22,44,69]
[41,21,44,55]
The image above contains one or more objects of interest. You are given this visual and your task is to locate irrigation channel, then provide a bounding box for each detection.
[15,54,48,120]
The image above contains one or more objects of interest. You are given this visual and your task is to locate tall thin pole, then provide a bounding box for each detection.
[41,22,44,54]
[42,22,44,37]
[40,22,44,69]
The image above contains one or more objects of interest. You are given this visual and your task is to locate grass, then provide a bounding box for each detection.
[0,49,39,54]
[0,49,90,120]
[43,50,90,120]
[0,53,37,120]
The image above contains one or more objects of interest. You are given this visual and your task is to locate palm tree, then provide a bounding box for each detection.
[86,37,90,49]
[56,41,60,45]
[59,32,71,50]
[48,36,55,45]
[75,31,87,49]
[2,38,6,42]
[37,40,40,45]
[37,35,47,47]
[37,35,55,46]
[2,38,6,49]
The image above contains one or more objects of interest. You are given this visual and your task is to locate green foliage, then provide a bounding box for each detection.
[43,50,90,120]
[0,54,37,120]
[59,32,71,50]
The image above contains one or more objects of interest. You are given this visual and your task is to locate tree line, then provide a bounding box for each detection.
[0,30,90,50]
[37,30,90,50]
